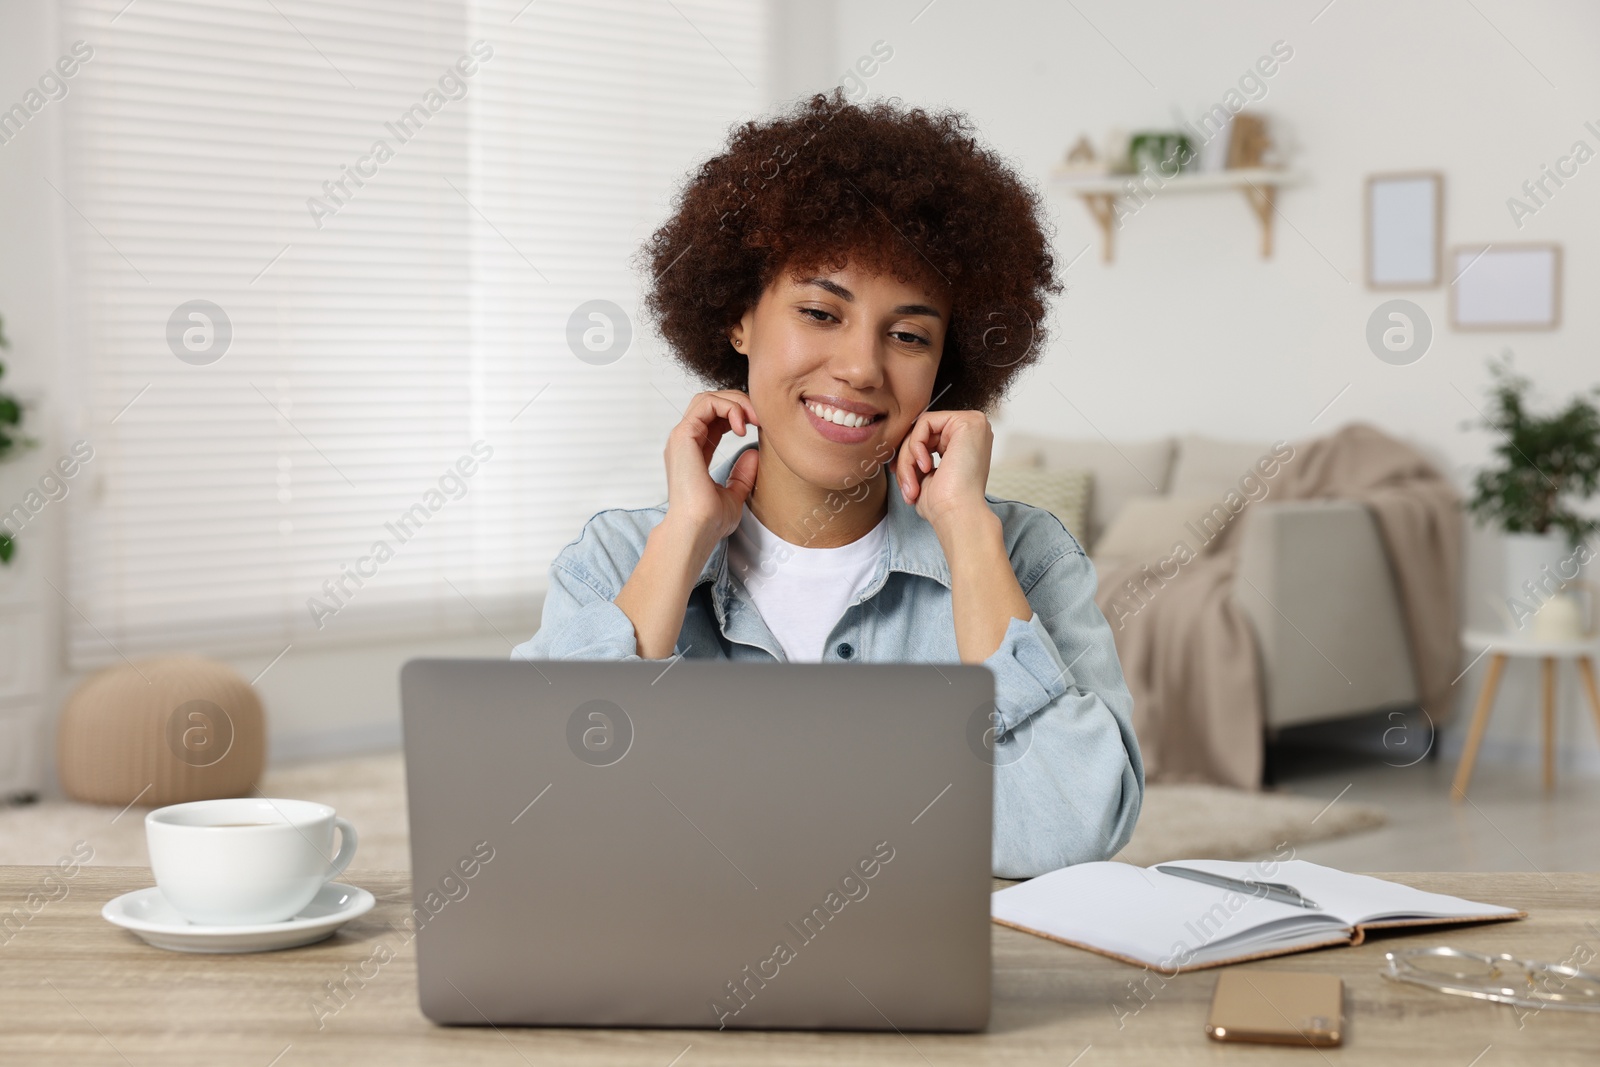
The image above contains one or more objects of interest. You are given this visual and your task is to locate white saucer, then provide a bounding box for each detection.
[102,882,376,953]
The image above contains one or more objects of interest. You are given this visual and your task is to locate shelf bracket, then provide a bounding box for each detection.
[1068,177,1286,263]
[1239,181,1276,259]
[1077,192,1120,264]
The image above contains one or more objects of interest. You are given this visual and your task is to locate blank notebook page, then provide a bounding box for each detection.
[1168,860,1522,925]
[991,859,1522,968]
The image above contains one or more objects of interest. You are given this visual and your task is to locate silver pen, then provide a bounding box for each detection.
[1154,865,1322,910]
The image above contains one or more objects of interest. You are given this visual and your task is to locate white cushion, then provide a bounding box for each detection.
[1091,494,1241,567]
[1000,432,1175,549]
[985,463,1093,547]
[1167,434,1279,499]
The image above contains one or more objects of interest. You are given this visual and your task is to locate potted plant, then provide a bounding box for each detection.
[0,312,28,564]
[1463,351,1600,632]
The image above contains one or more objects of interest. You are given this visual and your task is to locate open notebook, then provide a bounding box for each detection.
[991,859,1526,972]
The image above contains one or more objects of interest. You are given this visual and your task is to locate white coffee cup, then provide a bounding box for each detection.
[145,797,358,925]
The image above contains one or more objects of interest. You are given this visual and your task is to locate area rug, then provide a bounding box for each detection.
[0,751,1386,872]
[1108,782,1387,867]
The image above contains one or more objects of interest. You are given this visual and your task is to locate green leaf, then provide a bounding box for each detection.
[1466,350,1600,543]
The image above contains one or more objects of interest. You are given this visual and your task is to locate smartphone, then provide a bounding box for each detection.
[1205,971,1343,1047]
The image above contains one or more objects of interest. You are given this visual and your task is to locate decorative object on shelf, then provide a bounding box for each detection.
[1366,172,1443,289]
[1060,134,1107,175]
[1194,113,1234,172]
[0,311,31,565]
[1224,113,1271,168]
[1049,111,1293,263]
[57,654,267,807]
[1461,351,1600,634]
[1102,127,1131,174]
[1449,243,1562,330]
[1127,131,1195,177]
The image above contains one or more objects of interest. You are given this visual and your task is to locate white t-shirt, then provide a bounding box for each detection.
[726,501,888,662]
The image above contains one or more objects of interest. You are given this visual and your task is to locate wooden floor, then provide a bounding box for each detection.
[1263,723,1600,872]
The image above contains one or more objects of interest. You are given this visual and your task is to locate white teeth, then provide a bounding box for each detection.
[805,400,874,428]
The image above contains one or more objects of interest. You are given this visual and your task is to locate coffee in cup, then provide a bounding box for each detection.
[145,797,358,925]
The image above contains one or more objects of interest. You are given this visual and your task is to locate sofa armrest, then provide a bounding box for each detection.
[1232,500,1417,729]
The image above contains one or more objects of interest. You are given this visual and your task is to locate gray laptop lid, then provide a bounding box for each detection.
[400,658,994,1031]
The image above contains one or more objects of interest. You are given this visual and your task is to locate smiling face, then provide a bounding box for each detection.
[728,259,951,493]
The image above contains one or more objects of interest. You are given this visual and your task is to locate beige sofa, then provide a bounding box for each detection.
[1000,431,1419,738]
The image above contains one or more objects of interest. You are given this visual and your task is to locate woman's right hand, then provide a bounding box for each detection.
[663,389,760,545]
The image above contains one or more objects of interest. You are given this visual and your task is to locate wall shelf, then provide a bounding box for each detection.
[1051,167,1305,263]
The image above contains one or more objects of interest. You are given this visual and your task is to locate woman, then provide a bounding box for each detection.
[513,90,1143,878]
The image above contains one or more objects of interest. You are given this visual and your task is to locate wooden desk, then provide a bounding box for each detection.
[3,867,1596,1065]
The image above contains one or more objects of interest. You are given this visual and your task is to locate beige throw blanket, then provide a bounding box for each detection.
[1091,422,1463,789]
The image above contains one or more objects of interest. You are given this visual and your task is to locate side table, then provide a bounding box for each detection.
[1452,628,1600,800]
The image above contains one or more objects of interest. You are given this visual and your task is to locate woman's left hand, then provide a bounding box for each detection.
[894,409,995,532]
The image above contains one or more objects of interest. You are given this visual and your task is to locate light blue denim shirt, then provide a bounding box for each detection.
[512,439,1144,878]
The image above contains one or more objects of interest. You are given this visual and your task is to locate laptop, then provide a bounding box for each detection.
[399,658,995,1031]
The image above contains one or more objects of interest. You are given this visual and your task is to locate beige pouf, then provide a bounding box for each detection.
[57,655,266,807]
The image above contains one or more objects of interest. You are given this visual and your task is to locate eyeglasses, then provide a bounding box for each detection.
[1383,946,1600,1013]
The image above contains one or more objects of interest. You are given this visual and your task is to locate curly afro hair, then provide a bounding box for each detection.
[635,87,1063,416]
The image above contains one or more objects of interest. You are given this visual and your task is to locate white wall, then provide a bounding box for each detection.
[824,0,1600,771]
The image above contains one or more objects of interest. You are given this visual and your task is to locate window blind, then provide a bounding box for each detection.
[58,0,763,666]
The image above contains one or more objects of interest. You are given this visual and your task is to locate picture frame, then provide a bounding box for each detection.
[1449,243,1562,330]
[1365,172,1443,288]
